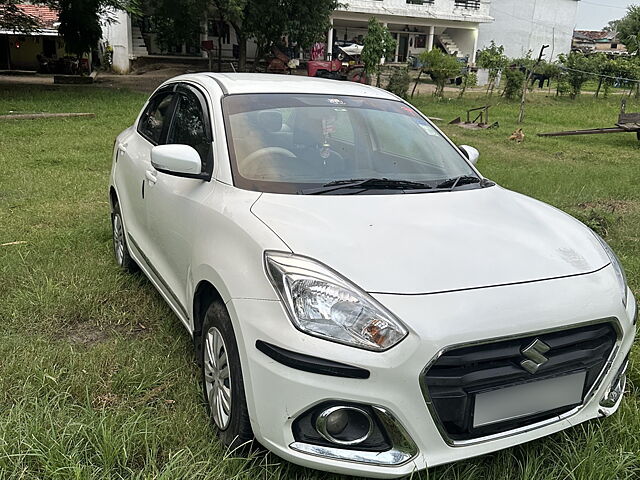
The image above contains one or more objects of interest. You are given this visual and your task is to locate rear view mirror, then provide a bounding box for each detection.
[459,145,480,165]
[151,144,202,177]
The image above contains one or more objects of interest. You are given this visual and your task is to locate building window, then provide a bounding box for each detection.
[208,20,231,44]
[406,0,434,4]
[611,43,618,49]
[454,0,481,9]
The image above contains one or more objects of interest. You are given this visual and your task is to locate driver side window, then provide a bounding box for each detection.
[167,90,210,161]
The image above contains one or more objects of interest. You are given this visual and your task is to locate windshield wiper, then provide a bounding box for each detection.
[301,178,432,195]
[434,175,482,190]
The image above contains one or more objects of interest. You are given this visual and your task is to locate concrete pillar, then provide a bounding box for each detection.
[471,27,479,64]
[201,15,208,59]
[427,26,435,52]
[394,33,400,63]
[327,18,334,60]
[381,22,387,65]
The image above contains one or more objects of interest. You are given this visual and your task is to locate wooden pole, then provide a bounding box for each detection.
[518,45,548,124]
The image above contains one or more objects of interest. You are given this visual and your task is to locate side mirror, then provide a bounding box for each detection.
[459,145,480,166]
[151,144,202,177]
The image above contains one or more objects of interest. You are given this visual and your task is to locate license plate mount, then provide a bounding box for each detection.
[473,371,586,428]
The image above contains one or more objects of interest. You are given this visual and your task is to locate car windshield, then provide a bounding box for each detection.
[222,94,478,194]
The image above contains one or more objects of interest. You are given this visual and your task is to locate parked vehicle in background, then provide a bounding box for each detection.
[109,73,636,478]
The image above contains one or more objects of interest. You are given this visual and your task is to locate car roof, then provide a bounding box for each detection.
[167,72,399,100]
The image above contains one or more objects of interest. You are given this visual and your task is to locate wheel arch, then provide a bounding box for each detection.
[109,186,118,211]
[192,279,225,338]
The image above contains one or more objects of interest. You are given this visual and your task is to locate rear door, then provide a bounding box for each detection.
[145,83,215,312]
[115,86,177,261]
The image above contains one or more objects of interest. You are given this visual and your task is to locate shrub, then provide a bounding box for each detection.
[386,67,411,99]
[419,49,461,97]
[503,67,525,100]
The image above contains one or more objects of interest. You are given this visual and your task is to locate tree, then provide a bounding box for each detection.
[361,17,396,87]
[616,5,640,55]
[458,70,477,98]
[603,19,620,33]
[222,0,339,71]
[557,51,595,99]
[476,41,507,96]
[58,0,103,61]
[210,0,246,70]
[147,0,204,55]
[418,48,461,97]
[0,1,40,32]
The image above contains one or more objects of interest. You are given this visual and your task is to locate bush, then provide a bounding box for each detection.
[386,67,411,99]
[419,49,462,97]
[503,67,525,100]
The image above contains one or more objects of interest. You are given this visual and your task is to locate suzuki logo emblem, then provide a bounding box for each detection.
[520,339,551,374]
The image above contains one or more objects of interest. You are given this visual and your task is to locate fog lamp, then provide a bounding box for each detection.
[316,406,373,446]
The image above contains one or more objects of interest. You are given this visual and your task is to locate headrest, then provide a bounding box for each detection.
[255,111,283,133]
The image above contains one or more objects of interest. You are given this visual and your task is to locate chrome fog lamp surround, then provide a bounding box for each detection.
[315,406,373,446]
[291,405,418,466]
[600,357,628,409]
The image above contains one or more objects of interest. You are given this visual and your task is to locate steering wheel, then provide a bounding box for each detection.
[241,147,297,179]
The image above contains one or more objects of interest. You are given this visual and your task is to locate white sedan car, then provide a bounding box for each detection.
[109,73,635,478]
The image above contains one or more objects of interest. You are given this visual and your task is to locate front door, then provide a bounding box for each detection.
[115,87,177,265]
[145,83,215,313]
[398,34,409,62]
[0,35,9,69]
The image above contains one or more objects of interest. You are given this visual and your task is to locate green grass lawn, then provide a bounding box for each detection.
[0,85,638,479]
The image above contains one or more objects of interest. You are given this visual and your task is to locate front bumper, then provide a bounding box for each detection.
[227,266,636,478]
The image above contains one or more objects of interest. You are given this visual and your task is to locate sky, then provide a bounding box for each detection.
[575,0,636,30]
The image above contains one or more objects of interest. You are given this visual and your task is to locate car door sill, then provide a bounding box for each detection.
[127,233,192,333]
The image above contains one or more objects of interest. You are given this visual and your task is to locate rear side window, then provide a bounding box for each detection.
[167,90,210,163]
[138,93,175,144]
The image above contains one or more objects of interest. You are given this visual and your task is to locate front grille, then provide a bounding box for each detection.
[422,322,617,441]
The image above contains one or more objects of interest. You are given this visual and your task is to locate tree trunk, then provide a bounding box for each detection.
[217,19,223,72]
[237,32,247,72]
[595,77,603,98]
[411,69,423,98]
[230,21,246,72]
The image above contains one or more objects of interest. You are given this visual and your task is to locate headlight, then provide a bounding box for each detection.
[265,252,408,351]
[593,233,628,307]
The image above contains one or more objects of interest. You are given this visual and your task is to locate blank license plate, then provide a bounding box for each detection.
[473,371,586,428]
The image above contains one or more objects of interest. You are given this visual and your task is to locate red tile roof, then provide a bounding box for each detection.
[574,30,616,41]
[17,4,59,30]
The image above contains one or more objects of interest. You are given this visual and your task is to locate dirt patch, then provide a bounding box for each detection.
[576,200,639,215]
[65,324,110,346]
[92,392,122,409]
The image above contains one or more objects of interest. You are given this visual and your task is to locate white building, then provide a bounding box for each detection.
[477,0,580,61]
[103,1,493,73]
[331,0,493,63]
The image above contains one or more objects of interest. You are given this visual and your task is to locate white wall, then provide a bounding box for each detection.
[477,0,578,61]
[341,0,492,23]
[101,9,131,73]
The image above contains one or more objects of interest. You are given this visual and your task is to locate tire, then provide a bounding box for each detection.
[200,301,254,449]
[111,200,138,273]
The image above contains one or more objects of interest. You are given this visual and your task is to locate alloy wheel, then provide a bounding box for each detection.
[112,213,125,266]
[204,327,232,430]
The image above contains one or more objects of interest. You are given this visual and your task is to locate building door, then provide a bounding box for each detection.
[398,34,409,62]
[43,37,56,57]
[0,35,9,69]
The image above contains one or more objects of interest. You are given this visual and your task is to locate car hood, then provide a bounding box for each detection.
[251,186,610,295]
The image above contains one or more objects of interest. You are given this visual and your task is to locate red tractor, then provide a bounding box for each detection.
[307,58,368,83]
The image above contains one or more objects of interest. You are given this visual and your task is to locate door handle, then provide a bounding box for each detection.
[145,170,157,185]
